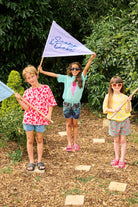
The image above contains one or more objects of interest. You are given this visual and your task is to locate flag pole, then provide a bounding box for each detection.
[110,88,138,119]
[39,57,44,67]
[38,57,44,75]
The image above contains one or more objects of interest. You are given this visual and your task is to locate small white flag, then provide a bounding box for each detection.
[0,81,14,102]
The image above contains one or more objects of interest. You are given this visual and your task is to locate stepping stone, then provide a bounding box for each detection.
[109,181,127,192]
[58,131,67,136]
[93,139,105,143]
[32,168,45,173]
[75,165,91,171]
[65,195,84,206]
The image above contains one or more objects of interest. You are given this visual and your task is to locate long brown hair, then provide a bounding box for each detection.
[108,76,125,108]
[67,62,83,88]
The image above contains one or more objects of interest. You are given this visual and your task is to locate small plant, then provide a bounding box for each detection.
[60,188,84,197]
[35,176,42,182]
[7,149,23,164]
[0,166,13,174]
[75,176,93,184]
[127,197,138,204]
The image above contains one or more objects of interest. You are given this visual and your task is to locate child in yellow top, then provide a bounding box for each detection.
[103,76,132,168]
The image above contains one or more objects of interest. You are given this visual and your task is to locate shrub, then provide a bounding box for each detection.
[0,109,26,147]
[1,70,24,112]
[84,2,138,111]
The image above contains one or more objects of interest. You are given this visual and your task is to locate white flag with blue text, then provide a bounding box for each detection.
[42,21,94,57]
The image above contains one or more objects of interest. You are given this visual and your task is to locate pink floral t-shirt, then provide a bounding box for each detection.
[23,85,57,125]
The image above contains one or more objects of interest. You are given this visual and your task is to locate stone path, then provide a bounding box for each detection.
[109,181,127,192]
[65,195,84,206]
[58,131,128,206]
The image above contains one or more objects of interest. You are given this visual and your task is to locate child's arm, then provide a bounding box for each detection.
[38,66,58,78]
[83,53,96,77]
[14,93,29,111]
[46,106,53,121]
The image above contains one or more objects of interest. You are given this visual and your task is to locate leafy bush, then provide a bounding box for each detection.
[1,70,24,112]
[84,2,138,111]
[0,109,26,147]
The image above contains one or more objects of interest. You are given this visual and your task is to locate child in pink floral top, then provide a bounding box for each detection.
[15,65,57,171]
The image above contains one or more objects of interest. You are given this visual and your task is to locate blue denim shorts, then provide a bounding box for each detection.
[23,124,46,133]
[63,102,81,119]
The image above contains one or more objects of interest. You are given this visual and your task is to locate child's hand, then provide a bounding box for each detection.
[38,65,43,73]
[92,53,96,58]
[90,53,96,60]
[14,93,22,101]
[114,106,122,113]
[46,112,52,122]
[127,95,132,102]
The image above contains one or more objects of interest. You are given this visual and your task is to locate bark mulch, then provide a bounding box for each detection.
[0,106,138,207]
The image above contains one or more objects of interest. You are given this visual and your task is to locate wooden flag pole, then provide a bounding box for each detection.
[39,57,44,67]
[20,96,53,124]
[110,88,138,119]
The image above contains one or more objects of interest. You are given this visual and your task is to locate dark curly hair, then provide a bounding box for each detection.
[66,62,83,88]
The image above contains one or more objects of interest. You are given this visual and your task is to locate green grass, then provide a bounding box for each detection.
[60,188,85,197]
[75,176,93,184]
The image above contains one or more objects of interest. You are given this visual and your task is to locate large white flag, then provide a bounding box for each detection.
[42,21,94,57]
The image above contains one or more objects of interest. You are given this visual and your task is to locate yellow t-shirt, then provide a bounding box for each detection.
[103,93,131,121]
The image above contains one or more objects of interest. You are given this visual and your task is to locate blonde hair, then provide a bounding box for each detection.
[22,65,39,80]
[107,76,125,108]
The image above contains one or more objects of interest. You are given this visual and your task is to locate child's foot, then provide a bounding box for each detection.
[72,144,80,151]
[118,160,125,168]
[27,163,35,171]
[37,162,45,170]
[110,159,119,166]
[66,145,73,152]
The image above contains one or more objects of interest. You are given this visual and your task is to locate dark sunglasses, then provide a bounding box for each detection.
[112,83,122,87]
[70,67,80,71]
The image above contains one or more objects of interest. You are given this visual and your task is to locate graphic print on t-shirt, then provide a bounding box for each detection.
[71,82,77,96]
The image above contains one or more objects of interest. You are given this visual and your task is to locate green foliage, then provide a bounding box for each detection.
[84,2,138,110]
[0,0,137,108]
[61,188,84,196]
[75,176,93,184]
[0,166,13,174]
[0,0,52,82]
[1,70,24,112]
[0,109,26,147]
[7,149,23,164]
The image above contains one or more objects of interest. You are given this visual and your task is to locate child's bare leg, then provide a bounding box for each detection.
[36,132,43,163]
[120,135,127,162]
[114,136,120,160]
[72,119,78,144]
[26,131,34,164]
[66,118,73,145]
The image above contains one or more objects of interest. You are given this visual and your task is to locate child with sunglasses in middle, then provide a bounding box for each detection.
[103,76,132,168]
[38,53,96,151]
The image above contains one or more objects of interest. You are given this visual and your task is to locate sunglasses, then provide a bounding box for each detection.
[70,67,80,71]
[112,83,122,87]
